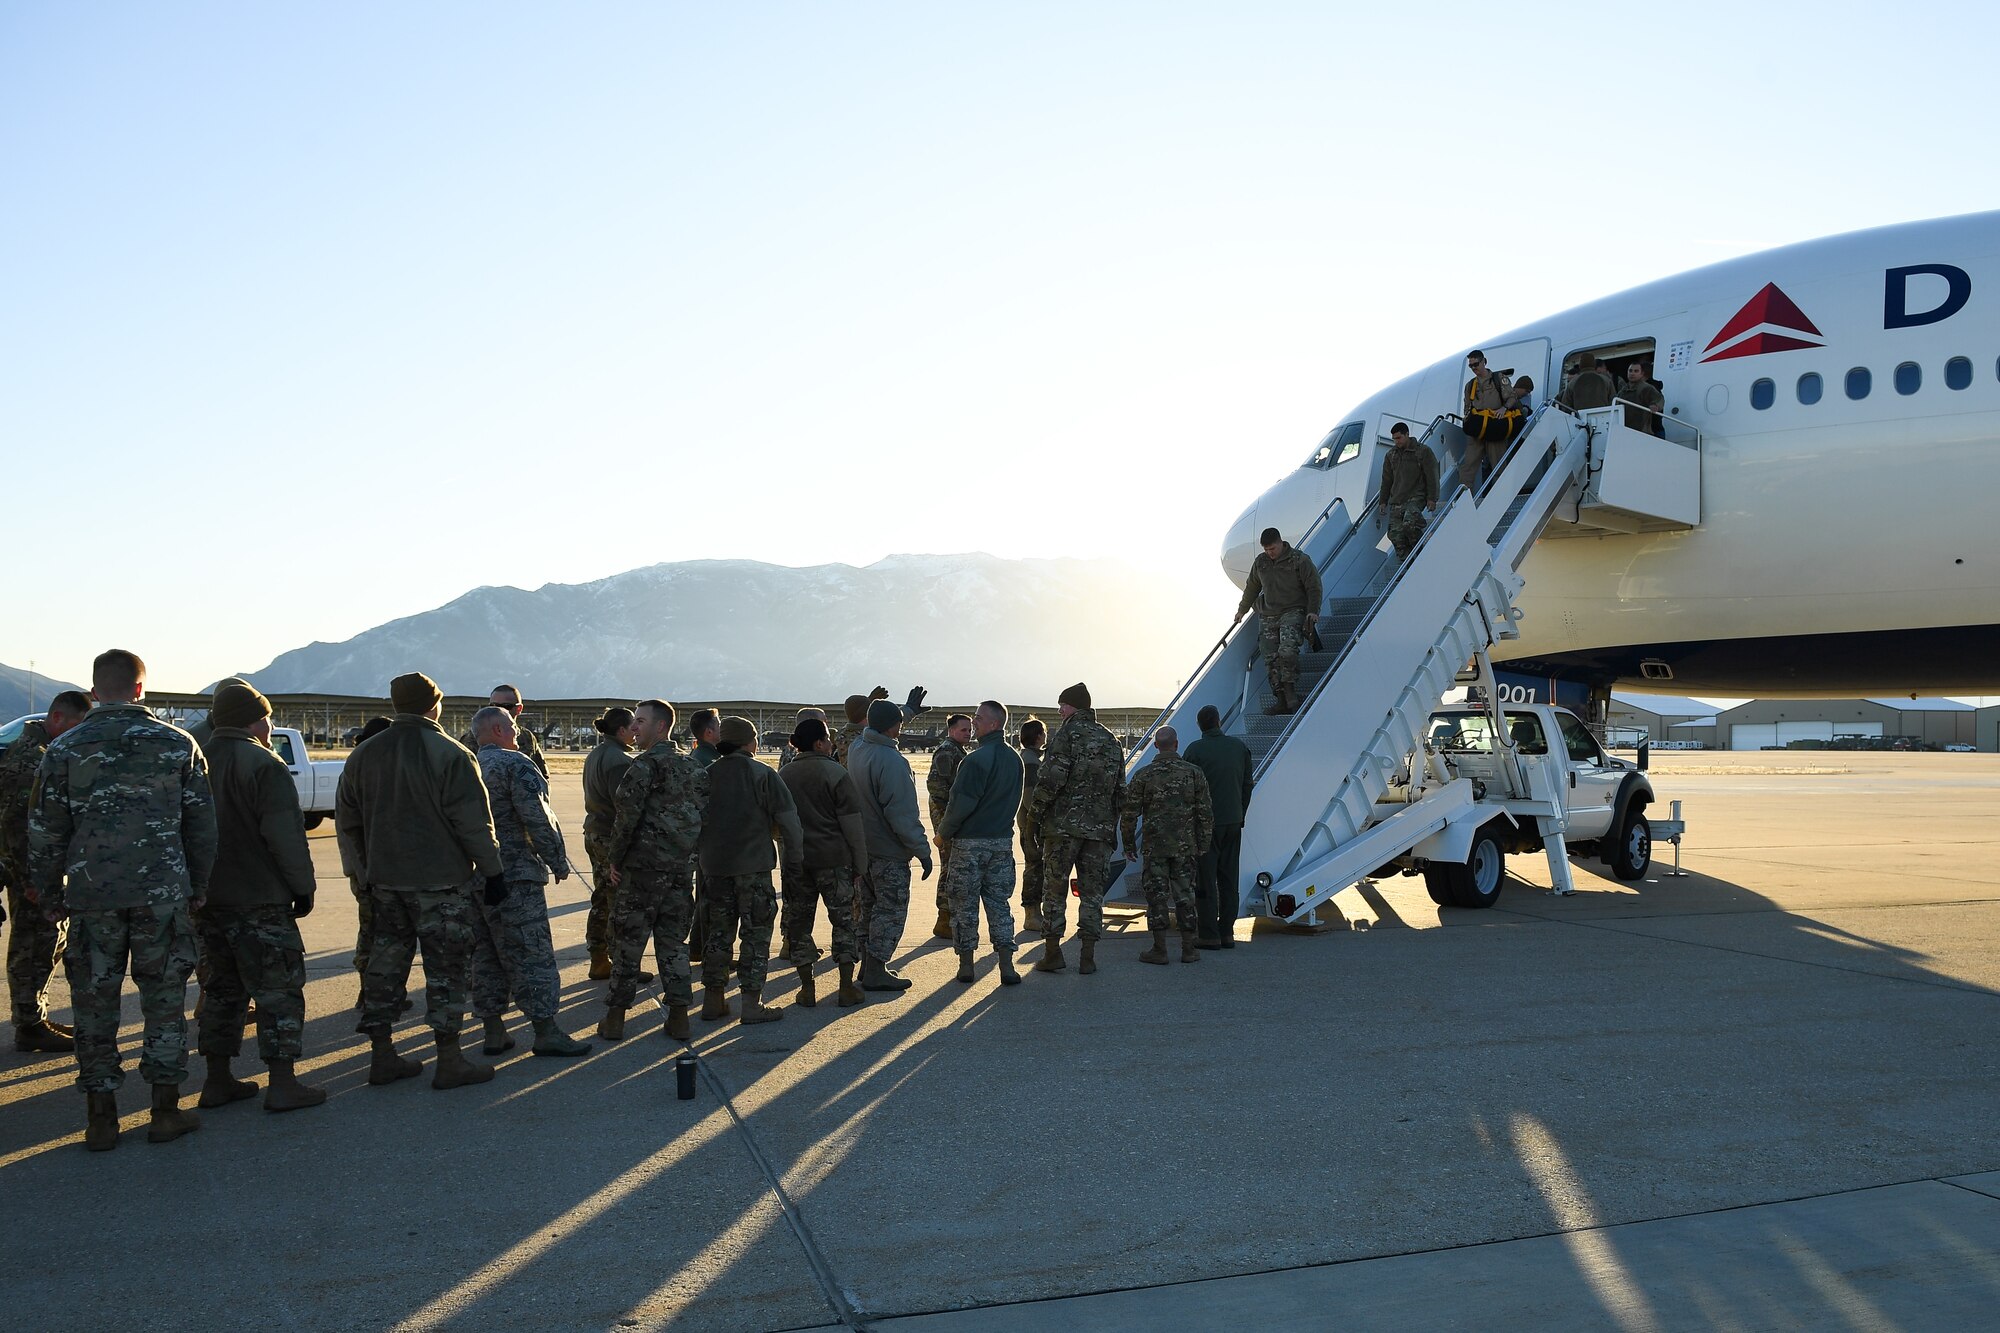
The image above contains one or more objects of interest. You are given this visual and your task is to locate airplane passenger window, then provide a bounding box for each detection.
[1846,367,1871,400]
[1894,362,1921,395]
[1750,378,1775,410]
[1945,357,1972,390]
[1797,373,1822,405]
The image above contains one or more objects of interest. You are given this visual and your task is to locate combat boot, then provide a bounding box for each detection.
[588,946,612,981]
[1036,938,1067,973]
[836,961,864,1006]
[955,949,976,984]
[1278,686,1301,715]
[1137,930,1170,966]
[1180,930,1202,963]
[666,1005,691,1041]
[597,1005,627,1041]
[531,1018,591,1057]
[997,950,1021,987]
[739,989,784,1025]
[14,1018,75,1053]
[431,1032,496,1090]
[263,1058,326,1112]
[84,1091,119,1152]
[367,1029,422,1085]
[1021,903,1046,935]
[197,1053,259,1107]
[1079,940,1097,975]
[795,965,817,1009]
[860,953,909,993]
[481,1014,516,1055]
[145,1084,201,1143]
[700,985,732,1022]
[931,907,953,940]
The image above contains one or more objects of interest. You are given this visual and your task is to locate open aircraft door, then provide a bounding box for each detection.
[1460,337,1550,413]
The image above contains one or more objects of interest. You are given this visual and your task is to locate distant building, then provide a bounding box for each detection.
[1976,704,2000,753]
[1677,698,1975,751]
[1606,692,1717,746]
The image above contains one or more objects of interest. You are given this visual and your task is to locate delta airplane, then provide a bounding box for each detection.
[1221,211,2000,699]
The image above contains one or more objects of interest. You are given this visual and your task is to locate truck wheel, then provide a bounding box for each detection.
[1609,810,1651,881]
[302,813,324,831]
[1438,825,1506,909]
[1422,869,1452,906]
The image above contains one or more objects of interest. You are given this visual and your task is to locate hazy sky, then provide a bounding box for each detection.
[5,3,1997,692]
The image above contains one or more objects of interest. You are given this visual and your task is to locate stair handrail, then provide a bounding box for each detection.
[1249,404,1577,780]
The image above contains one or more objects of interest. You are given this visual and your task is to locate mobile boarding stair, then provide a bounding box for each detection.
[1121,403,1700,923]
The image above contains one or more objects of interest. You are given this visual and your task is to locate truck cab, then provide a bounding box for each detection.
[270,727,344,828]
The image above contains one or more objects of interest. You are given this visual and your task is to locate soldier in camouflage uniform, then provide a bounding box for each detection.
[193,681,326,1113]
[458,683,549,779]
[938,701,1024,986]
[847,699,934,992]
[833,686,929,767]
[777,717,868,1007]
[29,650,216,1150]
[1016,716,1046,934]
[334,715,396,1011]
[469,707,590,1058]
[1030,683,1126,976]
[1375,422,1440,562]
[925,713,971,939]
[336,671,506,1092]
[683,708,721,965]
[1,690,88,1052]
[581,706,638,980]
[1118,726,1214,967]
[697,717,803,1024]
[600,699,707,1042]
[1234,528,1323,715]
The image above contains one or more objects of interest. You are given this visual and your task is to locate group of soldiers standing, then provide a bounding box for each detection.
[2,647,1258,1152]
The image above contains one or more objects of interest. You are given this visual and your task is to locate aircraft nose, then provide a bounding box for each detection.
[1221,501,1261,587]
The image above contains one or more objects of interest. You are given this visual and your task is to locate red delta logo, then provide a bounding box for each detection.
[1699,283,1826,362]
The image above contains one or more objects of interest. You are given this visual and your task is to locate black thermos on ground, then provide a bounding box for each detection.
[676,1052,697,1100]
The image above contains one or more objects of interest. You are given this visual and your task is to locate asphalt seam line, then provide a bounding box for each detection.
[696,1051,869,1331]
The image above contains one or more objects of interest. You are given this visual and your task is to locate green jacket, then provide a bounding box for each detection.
[777,752,870,872]
[29,703,218,913]
[1119,752,1215,859]
[610,742,709,872]
[1029,708,1127,841]
[0,719,51,885]
[205,728,317,910]
[582,738,634,858]
[1236,543,1323,618]
[1379,441,1439,509]
[1559,367,1617,410]
[335,714,501,889]
[1183,727,1254,828]
[698,751,804,878]
[939,731,1025,841]
[690,740,721,769]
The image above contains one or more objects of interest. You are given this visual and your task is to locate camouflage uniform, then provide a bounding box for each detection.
[1237,543,1323,705]
[848,728,932,961]
[926,737,966,915]
[831,722,865,769]
[581,737,635,956]
[1030,708,1127,944]
[1017,746,1043,915]
[197,727,316,1063]
[1119,753,1215,934]
[859,858,912,961]
[362,884,478,1036]
[703,873,780,990]
[942,838,1016,953]
[460,719,549,778]
[1379,439,1440,561]
[778,752,868,968]
[684,739,720,958]
[697,751,802,993]
[1,720,68,1027]
[29,704,217,1092]
[608,742,708,1010]
[471,745,571,1022]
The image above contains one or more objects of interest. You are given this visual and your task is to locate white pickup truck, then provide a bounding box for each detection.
[269,728,344,829]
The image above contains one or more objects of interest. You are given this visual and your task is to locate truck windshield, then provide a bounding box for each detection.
[1428,711,1549,754]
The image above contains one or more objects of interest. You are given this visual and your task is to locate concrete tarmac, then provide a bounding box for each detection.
[3,751,1998,1330]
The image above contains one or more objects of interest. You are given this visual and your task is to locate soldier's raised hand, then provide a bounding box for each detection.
[906,686,928,713]
[869,686,890,701]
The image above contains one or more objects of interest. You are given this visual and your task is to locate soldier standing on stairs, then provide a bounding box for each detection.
[926,713,971,940]
[1376,422,1440,562]
[1233,527,1323,716]
[1119,726,1213,968]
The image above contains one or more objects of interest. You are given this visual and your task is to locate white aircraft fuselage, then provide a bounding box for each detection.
[1222,211,2000,696]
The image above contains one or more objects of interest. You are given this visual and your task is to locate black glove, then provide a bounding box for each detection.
[868,686,889,701]
[484,874,508,906]
[291,893,314,919]
[905,686,928,714]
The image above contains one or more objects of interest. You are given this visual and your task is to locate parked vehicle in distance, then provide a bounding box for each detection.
[1945,743,1976,752]
[0,714,33,749]
[269,727,344,828]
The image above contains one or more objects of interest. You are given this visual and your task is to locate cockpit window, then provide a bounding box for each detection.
[1306,421,1364,470]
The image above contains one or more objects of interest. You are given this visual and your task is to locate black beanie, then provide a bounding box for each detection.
[1058,682,1091,710]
